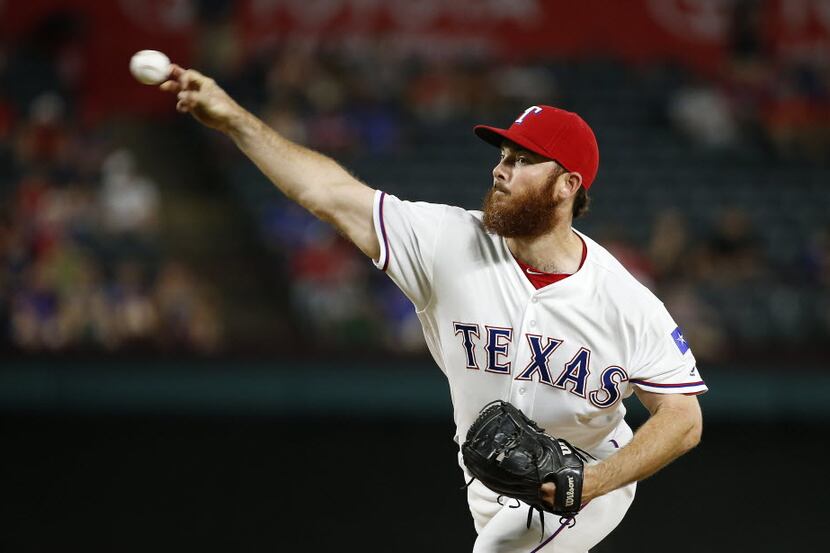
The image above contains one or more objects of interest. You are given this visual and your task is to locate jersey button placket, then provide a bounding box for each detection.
[511,384,531,410]
[512,300,537,410]
[512,380,536,413]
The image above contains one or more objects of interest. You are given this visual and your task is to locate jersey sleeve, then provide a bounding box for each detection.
[629,304,708,395]
[372,190,448,310]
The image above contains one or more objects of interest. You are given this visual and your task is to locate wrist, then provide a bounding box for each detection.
[225,104,256,139]
[581,464,606,503]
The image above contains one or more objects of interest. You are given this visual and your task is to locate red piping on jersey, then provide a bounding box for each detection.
[379,191,390,271]
[630,379,707,389]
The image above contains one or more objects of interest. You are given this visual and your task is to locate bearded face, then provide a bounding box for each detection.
[482,170,562,238]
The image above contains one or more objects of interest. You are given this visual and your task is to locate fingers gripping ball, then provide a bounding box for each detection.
[462,401,586,517]
[130,50,171,85]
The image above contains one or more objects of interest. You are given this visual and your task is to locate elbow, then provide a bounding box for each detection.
[298,182,351,224]
[297,189,330,220]
[681,409,703,452]
[308,202,334,224]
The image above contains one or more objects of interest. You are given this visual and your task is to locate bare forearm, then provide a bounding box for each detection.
[161,65,378,258]
[584,400,702,501]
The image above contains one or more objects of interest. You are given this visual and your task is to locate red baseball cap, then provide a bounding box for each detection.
[474,105,599,189]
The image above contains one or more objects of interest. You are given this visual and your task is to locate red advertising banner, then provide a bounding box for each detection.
[236,0,830,71]
[2,0,827,122]
[1,0,195,124]
[766,0,830,63]
[235,0,731,70]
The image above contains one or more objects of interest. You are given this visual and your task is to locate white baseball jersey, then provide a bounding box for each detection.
[371,190,707,550]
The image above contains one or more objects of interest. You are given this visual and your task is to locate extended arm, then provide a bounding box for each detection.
[543,391,702,506]
[160,64,379,260]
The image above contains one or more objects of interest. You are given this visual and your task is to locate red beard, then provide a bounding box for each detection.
[481,174,559,238]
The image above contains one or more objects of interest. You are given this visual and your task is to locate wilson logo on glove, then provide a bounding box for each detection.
[565,476,576,507]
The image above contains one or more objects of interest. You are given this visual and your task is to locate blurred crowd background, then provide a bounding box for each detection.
[3,2,829,552]
[1,0,829,365]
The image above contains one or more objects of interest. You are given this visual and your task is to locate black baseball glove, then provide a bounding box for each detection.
[461,400,587,522]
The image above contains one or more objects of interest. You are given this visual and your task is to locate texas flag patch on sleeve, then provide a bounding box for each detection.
[671,327,690,354]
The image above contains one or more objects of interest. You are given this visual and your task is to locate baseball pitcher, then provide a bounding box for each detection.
[161,64,705,552]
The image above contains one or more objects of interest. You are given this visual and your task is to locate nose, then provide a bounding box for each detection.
[492,159,508,184]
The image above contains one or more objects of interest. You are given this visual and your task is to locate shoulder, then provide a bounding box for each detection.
[446,207,502,247]
[578,230,664,314]
[455,207,486,226]
[384,193,491,234]
[378,193,498,249]
[381,193,470,222]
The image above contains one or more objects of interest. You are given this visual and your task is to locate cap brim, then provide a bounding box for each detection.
[473,125,551,161]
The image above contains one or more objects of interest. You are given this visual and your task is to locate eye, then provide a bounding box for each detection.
[516,156,529,165]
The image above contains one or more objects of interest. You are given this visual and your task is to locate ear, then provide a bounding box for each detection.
[555,171,583,201]
[565,172,583,196]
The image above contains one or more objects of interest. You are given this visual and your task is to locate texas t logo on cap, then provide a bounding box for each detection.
[474,105,600,189]
[515,105,543,124]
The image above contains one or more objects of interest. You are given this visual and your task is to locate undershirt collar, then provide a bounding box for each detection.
[513,236,587,290]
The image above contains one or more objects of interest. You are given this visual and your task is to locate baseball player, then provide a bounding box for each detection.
[161,65,705,552]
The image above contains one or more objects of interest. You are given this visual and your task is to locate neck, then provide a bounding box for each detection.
[506,218,582,274]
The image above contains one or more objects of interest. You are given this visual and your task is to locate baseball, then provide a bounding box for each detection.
[129,50,171,85]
